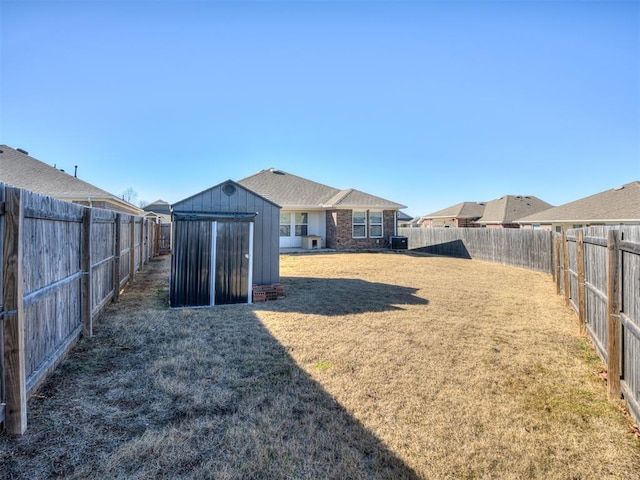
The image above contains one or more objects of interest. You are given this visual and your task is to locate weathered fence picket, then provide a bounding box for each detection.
[0,184,5,429]
[0,184,157,434]
[558,226,640,426]
[399,227,554,273]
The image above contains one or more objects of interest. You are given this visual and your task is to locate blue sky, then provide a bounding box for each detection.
[1,0,638,216]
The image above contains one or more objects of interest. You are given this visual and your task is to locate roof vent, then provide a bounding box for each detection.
[222,182,236,197]
[269,168,285,175]
[613,185,624,191]
[16,148,29,155]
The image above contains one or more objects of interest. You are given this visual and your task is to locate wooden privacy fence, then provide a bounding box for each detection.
[0,184,158,434]
[401,225,640,426]
[399,227,554,273]
[556,226,640,427]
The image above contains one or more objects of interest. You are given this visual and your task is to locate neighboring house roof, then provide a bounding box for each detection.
[143,199,171,215]
[517,181,640,224]
[237,168,407,209]
[421,201,486,220]
[396,211,414,222]
[477,195,553,225]
[0,145,141,215]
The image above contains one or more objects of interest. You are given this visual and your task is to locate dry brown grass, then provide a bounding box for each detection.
[1,252,638,479]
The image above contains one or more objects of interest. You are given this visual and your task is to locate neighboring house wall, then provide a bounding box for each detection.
[523,222,632,232]
[483,223,520,229]
[420,217,479,228]
[457,217,480,228]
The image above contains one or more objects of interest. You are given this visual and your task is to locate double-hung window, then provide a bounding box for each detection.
[369,211,383,238]
[352,211,367,238]
[295,213,308,236]
[280,212,291,237]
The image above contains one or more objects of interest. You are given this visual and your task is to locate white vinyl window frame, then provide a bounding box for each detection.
[279,212,291,237]
[295,212,308,237]
[369,211,383,238]
[352,210,367,238]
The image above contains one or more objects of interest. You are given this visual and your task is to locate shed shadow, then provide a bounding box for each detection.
[268,276,429,316]
[0,257,421,479]
[411,239,472,259]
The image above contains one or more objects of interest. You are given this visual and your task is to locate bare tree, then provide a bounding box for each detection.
[121,187,138,204]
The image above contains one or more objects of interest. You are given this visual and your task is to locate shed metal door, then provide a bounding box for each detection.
[171,219,253,307]
[212,221,253,305]
[170,220,213,307]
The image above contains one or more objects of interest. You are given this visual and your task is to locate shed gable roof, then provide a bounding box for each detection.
[237,168,406,209]
[172,179,280,212]
[517,181,640,223]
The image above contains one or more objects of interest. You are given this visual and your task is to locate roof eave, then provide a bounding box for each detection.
[325,204,407,210]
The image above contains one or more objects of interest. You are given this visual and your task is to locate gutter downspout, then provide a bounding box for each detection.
[394,211,397,236]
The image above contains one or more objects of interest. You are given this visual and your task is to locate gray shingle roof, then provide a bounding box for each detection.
[517,181,640,223]
[237,168,406,209]
[0,145,141,214]
[477,195,553,224]
[143,199,171,214]
[421,201,486,219]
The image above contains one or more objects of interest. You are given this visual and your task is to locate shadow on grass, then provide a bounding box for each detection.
[0,257,420,479]
[267,277,429,316]
[411,239,472,259]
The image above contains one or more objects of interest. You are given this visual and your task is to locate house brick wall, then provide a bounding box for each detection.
[326,209,397,250]
[326,210,338,249]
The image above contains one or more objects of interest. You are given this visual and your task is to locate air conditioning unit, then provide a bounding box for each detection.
[390,236,408,250]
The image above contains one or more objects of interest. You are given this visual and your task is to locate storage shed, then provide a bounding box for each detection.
[170,180,280,307]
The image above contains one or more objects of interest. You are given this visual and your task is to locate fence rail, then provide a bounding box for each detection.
[0,184,161,434]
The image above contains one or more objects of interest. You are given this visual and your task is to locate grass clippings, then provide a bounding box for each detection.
[1,252,638,479]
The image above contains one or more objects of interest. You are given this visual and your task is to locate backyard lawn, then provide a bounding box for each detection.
[1,252,638,479]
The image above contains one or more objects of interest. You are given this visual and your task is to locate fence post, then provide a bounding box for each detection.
[607,229,621,399]
[129,216,135,281]
[576,230,586,334]
[81,207,93,336]
[562,231,570,306]
[3,187,27,434]
[113,213,121,303]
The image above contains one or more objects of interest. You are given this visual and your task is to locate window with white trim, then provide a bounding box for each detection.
[295,213,308,236]
[369,211,383,238]
[280,212,291,237]
[352,210,367,238]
